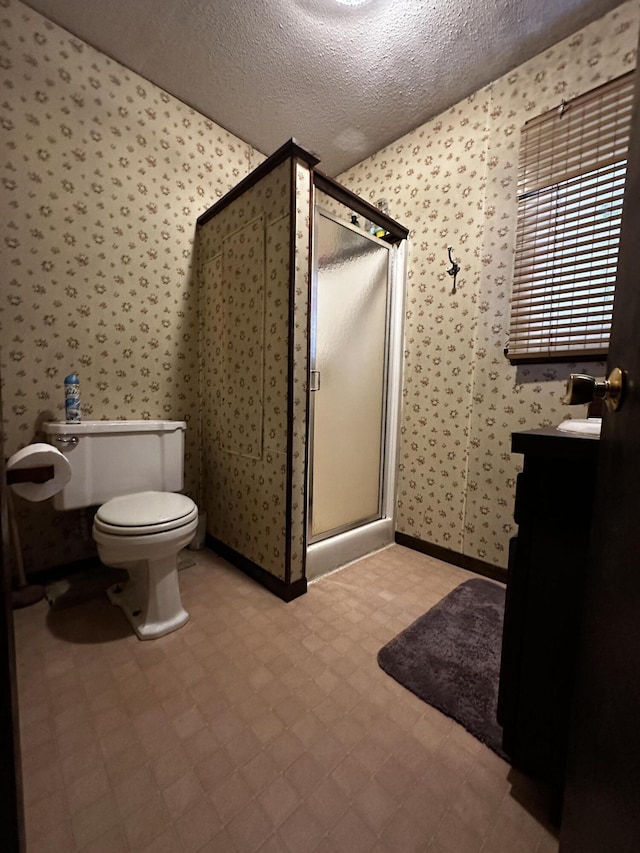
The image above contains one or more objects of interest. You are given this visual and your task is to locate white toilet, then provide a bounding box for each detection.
[43,420,198,640]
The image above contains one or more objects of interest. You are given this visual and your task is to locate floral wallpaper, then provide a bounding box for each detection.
[198,156,313,588]
[339,0,640,567]
[0,0,260,571]
[221,215,266,459]
[2,0,638,581]
[198,161,292,581]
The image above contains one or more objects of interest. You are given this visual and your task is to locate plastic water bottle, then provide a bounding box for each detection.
[64,373,81,422]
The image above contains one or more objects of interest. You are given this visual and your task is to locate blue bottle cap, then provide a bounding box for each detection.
[64,373,79,384]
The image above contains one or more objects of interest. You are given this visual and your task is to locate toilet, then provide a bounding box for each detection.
[43,420,198,640]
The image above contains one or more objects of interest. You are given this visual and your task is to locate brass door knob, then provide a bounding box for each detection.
[564,367,625,411]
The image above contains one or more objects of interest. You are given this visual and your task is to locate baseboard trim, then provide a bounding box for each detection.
[206,535,307,602]
[27,541,309,603]
[395,532,507,584]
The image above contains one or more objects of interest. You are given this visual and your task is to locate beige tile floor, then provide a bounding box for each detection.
[14,544,559,853]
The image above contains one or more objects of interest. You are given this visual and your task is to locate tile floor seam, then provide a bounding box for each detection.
[476,782,512,853]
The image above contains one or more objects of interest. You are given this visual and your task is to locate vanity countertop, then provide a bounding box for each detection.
[512,426,600,461]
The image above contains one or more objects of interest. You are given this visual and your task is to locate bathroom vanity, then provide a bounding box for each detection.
[498,427,600,811]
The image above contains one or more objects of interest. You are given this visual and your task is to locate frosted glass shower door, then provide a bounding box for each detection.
[309,211,390,542]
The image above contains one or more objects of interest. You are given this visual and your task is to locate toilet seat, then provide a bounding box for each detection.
[94,491,198,536]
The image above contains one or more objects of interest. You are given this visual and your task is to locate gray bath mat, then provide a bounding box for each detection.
[377,577,507,757]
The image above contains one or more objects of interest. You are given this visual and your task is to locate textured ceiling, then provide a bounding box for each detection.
[20,0,625,175]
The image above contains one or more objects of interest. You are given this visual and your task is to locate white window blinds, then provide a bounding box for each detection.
[506,72,635,363]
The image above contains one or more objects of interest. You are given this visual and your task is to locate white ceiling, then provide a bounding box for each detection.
[21,0,625,175]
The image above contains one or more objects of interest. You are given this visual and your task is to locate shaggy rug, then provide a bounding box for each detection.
[377,577,507,757]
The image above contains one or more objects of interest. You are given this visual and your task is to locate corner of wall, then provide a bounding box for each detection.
[459,82,497,561]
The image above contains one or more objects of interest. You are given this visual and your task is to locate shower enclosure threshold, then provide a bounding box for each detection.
[306,517,394,582]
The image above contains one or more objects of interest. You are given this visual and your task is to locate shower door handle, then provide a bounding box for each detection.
[310,370,321,392]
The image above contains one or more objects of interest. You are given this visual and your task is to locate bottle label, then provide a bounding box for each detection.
[65,384,81,422]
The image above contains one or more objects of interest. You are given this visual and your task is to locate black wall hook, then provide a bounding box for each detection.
[446,247,460,293]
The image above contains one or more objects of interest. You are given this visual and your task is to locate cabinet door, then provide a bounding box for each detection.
[499,453,596,786]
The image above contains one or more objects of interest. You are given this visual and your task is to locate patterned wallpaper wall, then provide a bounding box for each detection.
[198,156,313,587]
[2,0,638,578]
[0,0,260,571]
[339,0,640,567]
[198,161,292,581]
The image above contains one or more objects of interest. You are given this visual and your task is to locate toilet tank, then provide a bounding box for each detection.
[42,420,187,510]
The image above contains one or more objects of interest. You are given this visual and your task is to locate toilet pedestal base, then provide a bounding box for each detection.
[106,555,189,640]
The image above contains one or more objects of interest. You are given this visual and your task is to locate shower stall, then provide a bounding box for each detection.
[197,141,407,599]
[306,196,406,580]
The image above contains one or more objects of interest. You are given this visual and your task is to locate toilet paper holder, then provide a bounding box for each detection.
[5,443,73,503]
[6,465,54,486]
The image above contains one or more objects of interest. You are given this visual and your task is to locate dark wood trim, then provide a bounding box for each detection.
[207,535,307,602]
[1,387,26,852]
[395,532,507,584]
[313,171,409,244]
[197,139,320,228]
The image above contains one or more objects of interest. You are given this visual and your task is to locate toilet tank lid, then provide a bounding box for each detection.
[43,420,187,435]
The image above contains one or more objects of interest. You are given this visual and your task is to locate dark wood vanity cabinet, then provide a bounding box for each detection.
[498,427,600,799]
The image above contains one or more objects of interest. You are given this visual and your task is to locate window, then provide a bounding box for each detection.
[506,72,635,363]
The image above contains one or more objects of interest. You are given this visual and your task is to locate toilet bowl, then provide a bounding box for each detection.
[43,420,198,641]
[92,491,198,640]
